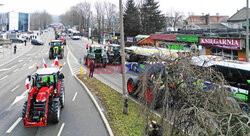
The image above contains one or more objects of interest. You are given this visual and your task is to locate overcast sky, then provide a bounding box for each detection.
[0,0,246,17]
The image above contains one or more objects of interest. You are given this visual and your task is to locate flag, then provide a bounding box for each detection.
[25,78,30,90]
[42,57,47,68]
[54,57,59,66]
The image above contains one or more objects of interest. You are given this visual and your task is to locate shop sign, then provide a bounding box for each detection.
[200,38,242,50]
[177,35,198,43]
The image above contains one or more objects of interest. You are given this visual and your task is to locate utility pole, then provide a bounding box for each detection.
[119,0,128,115]
[247,0,249,62]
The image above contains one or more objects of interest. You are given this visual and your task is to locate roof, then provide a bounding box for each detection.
[35,67,60,75]
[192,55,250,71]
[196,23,228,29]
[228,7,250,22]
[135,35,150,39]
[150,34,176,41]
[51,39,62,42]
[138,37,155,45]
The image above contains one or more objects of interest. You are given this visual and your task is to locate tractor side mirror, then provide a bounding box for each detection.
[58,73,64,79]
[247,80,250,84]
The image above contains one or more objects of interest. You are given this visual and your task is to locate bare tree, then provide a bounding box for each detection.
[95,1,105,35]
[104,1,118,33]
[166,9,184,31]
[30,10,52,30]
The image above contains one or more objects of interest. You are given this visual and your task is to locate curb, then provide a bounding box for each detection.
[0,44,33,67]
[74,75,114,136]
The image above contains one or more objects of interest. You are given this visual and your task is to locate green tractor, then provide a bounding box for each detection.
[49,40,64,59]
[84,45,108,68]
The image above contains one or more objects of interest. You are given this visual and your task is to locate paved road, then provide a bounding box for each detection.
[67,37,137,94]
[0,30,108,136]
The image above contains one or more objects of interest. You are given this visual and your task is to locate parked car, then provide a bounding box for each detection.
[31,39,44,45]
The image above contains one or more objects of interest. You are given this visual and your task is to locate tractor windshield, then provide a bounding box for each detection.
[36,75,54,88]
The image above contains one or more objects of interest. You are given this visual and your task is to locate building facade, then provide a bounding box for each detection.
[0,11,30,32]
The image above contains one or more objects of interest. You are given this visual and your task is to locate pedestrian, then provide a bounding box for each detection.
[89,60,95,78]
[24,39,27,46]
[14,45,17,54]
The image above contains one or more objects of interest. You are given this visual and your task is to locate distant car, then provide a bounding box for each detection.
[11,38,24,43]
[31,39,44,45]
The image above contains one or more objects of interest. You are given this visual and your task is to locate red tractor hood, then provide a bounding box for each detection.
[36,87,49,102]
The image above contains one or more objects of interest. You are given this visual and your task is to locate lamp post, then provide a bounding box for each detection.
[119,0,128,115]
[246,0,249,62]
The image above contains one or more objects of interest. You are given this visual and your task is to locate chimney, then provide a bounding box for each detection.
[205,14,209,25]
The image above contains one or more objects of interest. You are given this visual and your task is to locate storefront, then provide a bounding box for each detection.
[200,38,246,61]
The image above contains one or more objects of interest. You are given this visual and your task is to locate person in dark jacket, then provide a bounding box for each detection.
[14,45,17,54]
[145,121,162,136]
[89,60,95,78]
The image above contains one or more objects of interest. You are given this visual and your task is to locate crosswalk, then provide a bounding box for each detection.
[67,46,86,75]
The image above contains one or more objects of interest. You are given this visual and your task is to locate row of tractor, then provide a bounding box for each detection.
[22,27,66,127]
[84,44,121,68]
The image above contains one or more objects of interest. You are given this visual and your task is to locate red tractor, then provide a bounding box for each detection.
[22,67,65,127]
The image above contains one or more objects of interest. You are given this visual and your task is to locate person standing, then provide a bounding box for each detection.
[24,39,27,46]
[14,45,17,54]
[89,60,95,78]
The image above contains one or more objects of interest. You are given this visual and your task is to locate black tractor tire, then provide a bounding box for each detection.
[49,52,53,59]
[84,57,87,65]
[48,101,60,123]
[22,101,28,118]
[60,88,65,108]
[103,59,107,68]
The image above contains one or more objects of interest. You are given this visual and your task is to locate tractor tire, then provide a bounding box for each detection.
[60,88,65,108]
[49,52,52,59]
[48,101,60,123]
[22,101,27,118]
[103,59,107,68]
[127,78,136,96]
[84,57,87,65]
[87,58,91,67]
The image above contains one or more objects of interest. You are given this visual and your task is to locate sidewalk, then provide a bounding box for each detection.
[0,42,33,67]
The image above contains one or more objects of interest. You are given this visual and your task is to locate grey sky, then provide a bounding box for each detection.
[0,0,246,17]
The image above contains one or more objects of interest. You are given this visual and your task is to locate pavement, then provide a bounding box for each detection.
[0,42,33,67]
[0,30,109,136]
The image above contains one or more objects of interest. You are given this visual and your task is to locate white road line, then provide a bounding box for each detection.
[45,52,48,55]
[13,68,19,73]
[23,63,27,67]
[11,85,20,92]
[63,62,66,66]
[57,123,65,136]
[72,92,78,101]
[18,60,23,62]
[0,68,9,72]
[28,63,37,69]
[0,75,8,80]
[6,117,22,133]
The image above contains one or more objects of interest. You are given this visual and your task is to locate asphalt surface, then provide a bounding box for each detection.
[67,37,137,94]
[0,29,108,136]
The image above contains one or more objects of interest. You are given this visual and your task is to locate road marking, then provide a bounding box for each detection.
[6,117,22,133]
[23,63,27,66]
[0,75,8,80]
[10,65,17,69]
[13,68,19,73]
[45,52,48,55]
[11,85,20,92]
[63,62,66,65]
[0,68,9,72]
[72,92,78,101]
[28,63,37,69]
[57,123,65,136]
[18,60,23,62]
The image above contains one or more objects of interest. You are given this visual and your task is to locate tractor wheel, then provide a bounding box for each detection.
[49,52,52,59]
[127,78,136,96]
[48,101,60,123]
[87,58,90,67]
[103,59,107,68]
[22,101,27,118]
[60,88,65,108]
